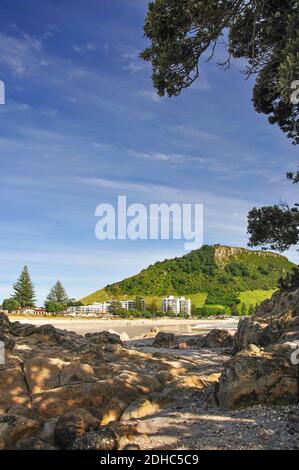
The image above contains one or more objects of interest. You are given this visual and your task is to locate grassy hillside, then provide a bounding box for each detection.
[81,245,294,309]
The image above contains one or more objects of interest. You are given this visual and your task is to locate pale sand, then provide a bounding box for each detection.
[9,316,239,338]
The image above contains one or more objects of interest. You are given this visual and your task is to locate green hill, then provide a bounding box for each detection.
[81,245,295,310]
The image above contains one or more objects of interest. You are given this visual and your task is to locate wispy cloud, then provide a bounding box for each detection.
[121,50,149,74]
[0,32,43,75]
[138,90,161,102]
[127,149,186,163]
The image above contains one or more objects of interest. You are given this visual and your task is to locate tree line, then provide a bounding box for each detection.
[1,266,82,313]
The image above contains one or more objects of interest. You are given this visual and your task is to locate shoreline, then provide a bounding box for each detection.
[8,315,239,338]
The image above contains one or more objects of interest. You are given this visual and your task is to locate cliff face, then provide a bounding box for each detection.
[209,288,299,409]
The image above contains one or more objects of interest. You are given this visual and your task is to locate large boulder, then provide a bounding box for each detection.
[24,356,66,394]
[55,409,100,449]
[120,398,161,421]
[210,288,299,408]
[59,361,97,386]
[210,344,298,408]
[0,414,39,449]
[153,332,176,348]
[0,366,30,414]
[31,383,88,418]
[234,288,299,353]
[71,429,117,450]
[199,329,233,349]
[85,331,123,348]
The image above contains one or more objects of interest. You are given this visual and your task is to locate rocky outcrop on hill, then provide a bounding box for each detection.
[208,288,299,409]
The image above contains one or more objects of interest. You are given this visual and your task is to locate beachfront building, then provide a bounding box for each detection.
[120,299,146,311]
[67,302,112,316]
[10,307,48,315]
[67,298,146,316]
[120,300,135,310]
[161,296,191,316]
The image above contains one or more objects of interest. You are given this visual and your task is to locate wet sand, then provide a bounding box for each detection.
[10,316,239,338]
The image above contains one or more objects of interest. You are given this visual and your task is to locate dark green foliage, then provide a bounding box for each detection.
[230,304,239,316]
[195,305,228,317]
[45,280,70,313]
[278,267,299,290]
[241,302,247,316]
[141,0,299,143]
[248,304,255,316]
[101,245,293,302]
[248,204,299,252]
[13,266,36,308]
[2,298,20,313]
[206,286,239,307]
[44,301,67,313]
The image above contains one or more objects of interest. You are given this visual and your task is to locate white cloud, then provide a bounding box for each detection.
[127,149,186,163]
[0,32,43,75]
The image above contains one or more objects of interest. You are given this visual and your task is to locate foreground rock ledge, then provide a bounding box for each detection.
[0,286,298,450]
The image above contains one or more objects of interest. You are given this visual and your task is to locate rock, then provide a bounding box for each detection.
[13,437,57,450]
[287,408,299,434]
[153,332,176,348]
[0,333,15,350]
[55,409,100,449]
[59,361,96,386]
[85,331,123,347]
[9,322,36,337]
[40,418,58,444]
[211,346,298,408]
[32,383,88,418]
[199,329,233,348]
[108,329,129,342]
[234,288,299,353]
[71,429,117,450]
[0,414,39,449]
[123,443,140,450]
[105,421,139,448]
[35,325,83,351]
[121,398,160,421]
[24,356,66,394]
[0,366,30,414]
[100,397,128,425]
[7,405,36,419]
[0,313,10,332]
[117,371,163,394]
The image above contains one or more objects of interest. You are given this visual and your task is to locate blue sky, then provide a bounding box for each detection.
[0,0,298,305]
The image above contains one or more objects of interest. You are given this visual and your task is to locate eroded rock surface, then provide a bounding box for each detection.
[209,288,299,409]
[0,313,228,449]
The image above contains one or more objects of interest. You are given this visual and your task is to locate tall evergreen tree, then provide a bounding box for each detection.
[13,266,36,308]
[46,280,69,304]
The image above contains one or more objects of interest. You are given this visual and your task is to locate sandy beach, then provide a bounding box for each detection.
[9,316,239,338]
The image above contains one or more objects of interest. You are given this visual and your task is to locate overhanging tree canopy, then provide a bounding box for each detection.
[141,0,299,143]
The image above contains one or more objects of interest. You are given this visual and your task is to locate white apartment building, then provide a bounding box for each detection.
[67,302,112,316]
[120,300,135,310]
[120,299,146,311]
[67,298,146,316]
[161,296,191,316]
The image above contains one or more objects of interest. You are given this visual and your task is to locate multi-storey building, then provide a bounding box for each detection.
[161,296,191,316]
[67,302,112,316]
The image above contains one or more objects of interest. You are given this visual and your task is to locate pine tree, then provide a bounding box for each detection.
[13,266,36,308]
[230,304,239,316]
[248,304,255,316]
[241,303,247,316]
[46,280,69,304]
